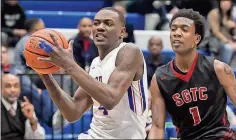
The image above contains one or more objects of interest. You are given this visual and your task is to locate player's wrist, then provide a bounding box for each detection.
[64,61,79,72]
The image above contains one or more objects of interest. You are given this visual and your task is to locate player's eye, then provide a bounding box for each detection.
[171,27,176,31]
[107,22,113,26]
[182,27,188,32]
[93,21,99,26]
[104,21,113,26]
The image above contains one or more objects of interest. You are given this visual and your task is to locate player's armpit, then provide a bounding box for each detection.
[214,60,236,105]
[148,75,166,139]
[105,43,144,109]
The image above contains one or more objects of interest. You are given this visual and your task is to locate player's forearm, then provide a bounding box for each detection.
[39,74,81,121]
[66,63,116,109]
[148,126,165,139]
[225,84,236,106]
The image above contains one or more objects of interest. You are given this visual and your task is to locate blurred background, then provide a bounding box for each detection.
[2,0,236,139]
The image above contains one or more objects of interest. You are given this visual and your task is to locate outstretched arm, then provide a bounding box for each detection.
[39,74,93,122]
[148,75,166,139]
[214,60,236,106]
[39,36,144,110]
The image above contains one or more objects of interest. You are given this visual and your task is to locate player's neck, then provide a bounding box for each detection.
[175,50,197,73]
[98,39,122,60]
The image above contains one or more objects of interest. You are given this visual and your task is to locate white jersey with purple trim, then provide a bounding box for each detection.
[78,42,149,139]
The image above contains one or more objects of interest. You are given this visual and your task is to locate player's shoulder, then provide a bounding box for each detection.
[121,42,141,54]
[213,59,226,74]
[90,56,100,66]
[155,61,172,77]
[198,53,215,71]
[117,42,142,61]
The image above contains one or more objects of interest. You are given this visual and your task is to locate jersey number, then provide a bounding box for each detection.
[189,106,201,126]
[95,76,108,115]
[98,106,108,115]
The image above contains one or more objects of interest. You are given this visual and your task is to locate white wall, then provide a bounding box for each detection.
[52,28,172,51]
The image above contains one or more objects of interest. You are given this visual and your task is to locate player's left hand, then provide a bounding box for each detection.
[38,34,76,70]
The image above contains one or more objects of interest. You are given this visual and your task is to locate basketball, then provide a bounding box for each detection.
[24,29,69,74]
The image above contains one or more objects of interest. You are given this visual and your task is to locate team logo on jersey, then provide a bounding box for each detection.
[172,87,208,107]
[160,75,168,80]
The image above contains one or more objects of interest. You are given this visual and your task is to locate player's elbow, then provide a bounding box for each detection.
[64,112,82,123]
[64,116,77,123]
[101,92,119,110]
[148,123,165,139]
[102,101,116,110]
[103,98,119,110]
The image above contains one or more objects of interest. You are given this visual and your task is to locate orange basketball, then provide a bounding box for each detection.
[24,29,68,74]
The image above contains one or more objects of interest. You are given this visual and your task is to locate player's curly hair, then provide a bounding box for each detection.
[170,9,206,44]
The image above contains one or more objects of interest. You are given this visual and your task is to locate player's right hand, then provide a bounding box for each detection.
[37,34,76,71]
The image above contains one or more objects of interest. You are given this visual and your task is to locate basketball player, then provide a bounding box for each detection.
[148,9,236,139]
[37,7,149,139]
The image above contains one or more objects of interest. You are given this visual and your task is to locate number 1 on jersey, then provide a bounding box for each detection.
[189,106,201,126]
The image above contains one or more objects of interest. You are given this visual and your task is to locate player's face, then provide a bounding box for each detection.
[148,37,163,55]
[2,75,20,104]
[170,17,200,55]
[79,19,92,38]
[92,10,124,47]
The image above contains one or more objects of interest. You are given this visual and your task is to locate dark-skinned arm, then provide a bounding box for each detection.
[39,74,93,122]
[214,60,236,106]
[148,75,166,139]
[65,44,144,110]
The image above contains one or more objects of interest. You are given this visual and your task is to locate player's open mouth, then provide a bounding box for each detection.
[173,40,182,46]
[95,33,106,41]
[96,33,106,38]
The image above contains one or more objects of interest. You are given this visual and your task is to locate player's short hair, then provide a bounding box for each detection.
[170,9,205,44]
[24,18,42,32]
[100,7,126,27]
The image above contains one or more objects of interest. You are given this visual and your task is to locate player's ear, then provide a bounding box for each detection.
[120,27,126,38]
[195,34,201,45]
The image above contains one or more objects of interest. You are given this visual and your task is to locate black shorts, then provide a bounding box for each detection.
[181,128,236,140]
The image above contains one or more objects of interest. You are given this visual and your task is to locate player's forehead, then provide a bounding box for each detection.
[171,17,194,27]
[94,10,119,22]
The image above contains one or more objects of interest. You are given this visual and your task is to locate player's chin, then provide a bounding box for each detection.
[172,46,185,54]
[172,44,182,51]
[94,40,107,46]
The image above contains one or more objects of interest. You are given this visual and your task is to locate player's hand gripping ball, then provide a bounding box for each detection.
[24,29,69,74]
